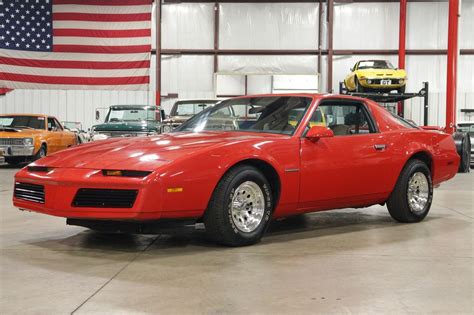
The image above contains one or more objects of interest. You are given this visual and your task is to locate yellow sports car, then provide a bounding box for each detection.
[344,60,407,93]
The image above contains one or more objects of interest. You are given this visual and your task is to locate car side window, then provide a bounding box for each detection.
[317,103,375,136]
[47,118,57,131]
[54,118,63,131]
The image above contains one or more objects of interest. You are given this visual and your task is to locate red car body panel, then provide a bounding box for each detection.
[13,94,459,221]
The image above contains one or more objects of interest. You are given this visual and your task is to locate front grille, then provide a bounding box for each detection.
[0,138,24,145]
[72,189,138,208]
[14,182,45,204]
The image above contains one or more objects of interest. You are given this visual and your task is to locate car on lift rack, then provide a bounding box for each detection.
[13,94,459,246]
[344,60,407,93]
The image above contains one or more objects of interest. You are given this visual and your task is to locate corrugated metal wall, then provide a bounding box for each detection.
[1,1,473,129]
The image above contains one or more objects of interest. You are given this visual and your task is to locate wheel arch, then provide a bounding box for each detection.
[224,158,282,208]
[408,150,433,176]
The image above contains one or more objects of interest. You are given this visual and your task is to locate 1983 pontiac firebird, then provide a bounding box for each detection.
[13,95,459,246]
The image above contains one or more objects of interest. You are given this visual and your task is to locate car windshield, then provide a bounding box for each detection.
[358,60,394,70]
[176,96,312,135]
[62,122,82,130]
[0,116,45,129]
[106,107,155,122]
[173,101,217,116]
[457,123,474,133]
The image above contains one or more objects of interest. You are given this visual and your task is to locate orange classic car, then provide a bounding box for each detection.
[0,114,77,165]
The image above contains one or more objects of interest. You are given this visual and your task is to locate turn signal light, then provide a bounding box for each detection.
[102,170,152,178]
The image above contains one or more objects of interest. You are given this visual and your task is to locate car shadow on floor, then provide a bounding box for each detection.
[19,208,446,256]
[0,163,27,169]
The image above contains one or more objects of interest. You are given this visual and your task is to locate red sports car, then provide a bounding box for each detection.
[13,94,459,246]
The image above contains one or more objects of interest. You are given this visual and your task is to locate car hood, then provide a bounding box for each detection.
[34,131,286,171]
[93,121,159,132]
[356,69,406,77]
[0,129,45,138]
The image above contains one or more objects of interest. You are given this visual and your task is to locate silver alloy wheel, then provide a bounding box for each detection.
[39,147,46,158]
[231,181,265,233]
[407,172,430,214]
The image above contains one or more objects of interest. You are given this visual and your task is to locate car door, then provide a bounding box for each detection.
[54,118,75,148]
[298,99,394,211]
[47,117,62,153]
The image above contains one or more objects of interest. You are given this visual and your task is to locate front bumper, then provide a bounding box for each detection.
[91,131,157,141]
[0,145,35,157]
[13,167,164,220]
[359,78,406,89]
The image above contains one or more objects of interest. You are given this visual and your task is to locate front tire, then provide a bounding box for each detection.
[387,159,433,223]
[355,77,364,93]
[204,165,273,246]
[33,144,47,161]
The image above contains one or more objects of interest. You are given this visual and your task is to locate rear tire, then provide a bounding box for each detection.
[204,165,273,246]
[457,134,471,173]
[387,159,433,223]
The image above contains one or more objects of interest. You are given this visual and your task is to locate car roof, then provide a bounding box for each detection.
[0,113,48,117]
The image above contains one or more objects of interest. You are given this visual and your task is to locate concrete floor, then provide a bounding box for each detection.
[0,165,472,314]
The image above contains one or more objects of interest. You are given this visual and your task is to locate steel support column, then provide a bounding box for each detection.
[155,0,162,106]
[397,0,407,117]
[445,0,459,134]
[213,2,219,73]
[327,0,334,93]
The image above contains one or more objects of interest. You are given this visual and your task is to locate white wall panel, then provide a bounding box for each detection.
[407,2,448,49]
[162,3,214,49]
[219,3,319,49]
[334,3,399,49]
[218,55,317,74]
[460,0,474,49]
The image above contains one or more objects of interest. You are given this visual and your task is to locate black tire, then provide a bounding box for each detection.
[33,144,47,161]
[204,165,273,246]
[457,134,471,173]
[355,77,364,93]
[398,85,406,94]
[387,159,433,223]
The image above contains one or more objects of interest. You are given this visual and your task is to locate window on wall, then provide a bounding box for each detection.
[315,102,376,136]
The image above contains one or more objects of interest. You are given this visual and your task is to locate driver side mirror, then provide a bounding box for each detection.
[350,67,354,71]
[95,110,100,121]
[306,126,334,142]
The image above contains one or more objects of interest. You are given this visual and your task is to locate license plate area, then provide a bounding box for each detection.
[380,79,391,85]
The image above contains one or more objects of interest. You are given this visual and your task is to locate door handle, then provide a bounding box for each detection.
[374,144,387,151]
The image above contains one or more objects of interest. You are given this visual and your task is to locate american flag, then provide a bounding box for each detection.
[0,0,152,90]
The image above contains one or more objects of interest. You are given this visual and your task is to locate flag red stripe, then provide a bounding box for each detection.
[53,28,151,38]
[0,57,150,70]
[53,44,151,53]
[53,12,151,22]
[53,0,151,5]
[1,72,149,85]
